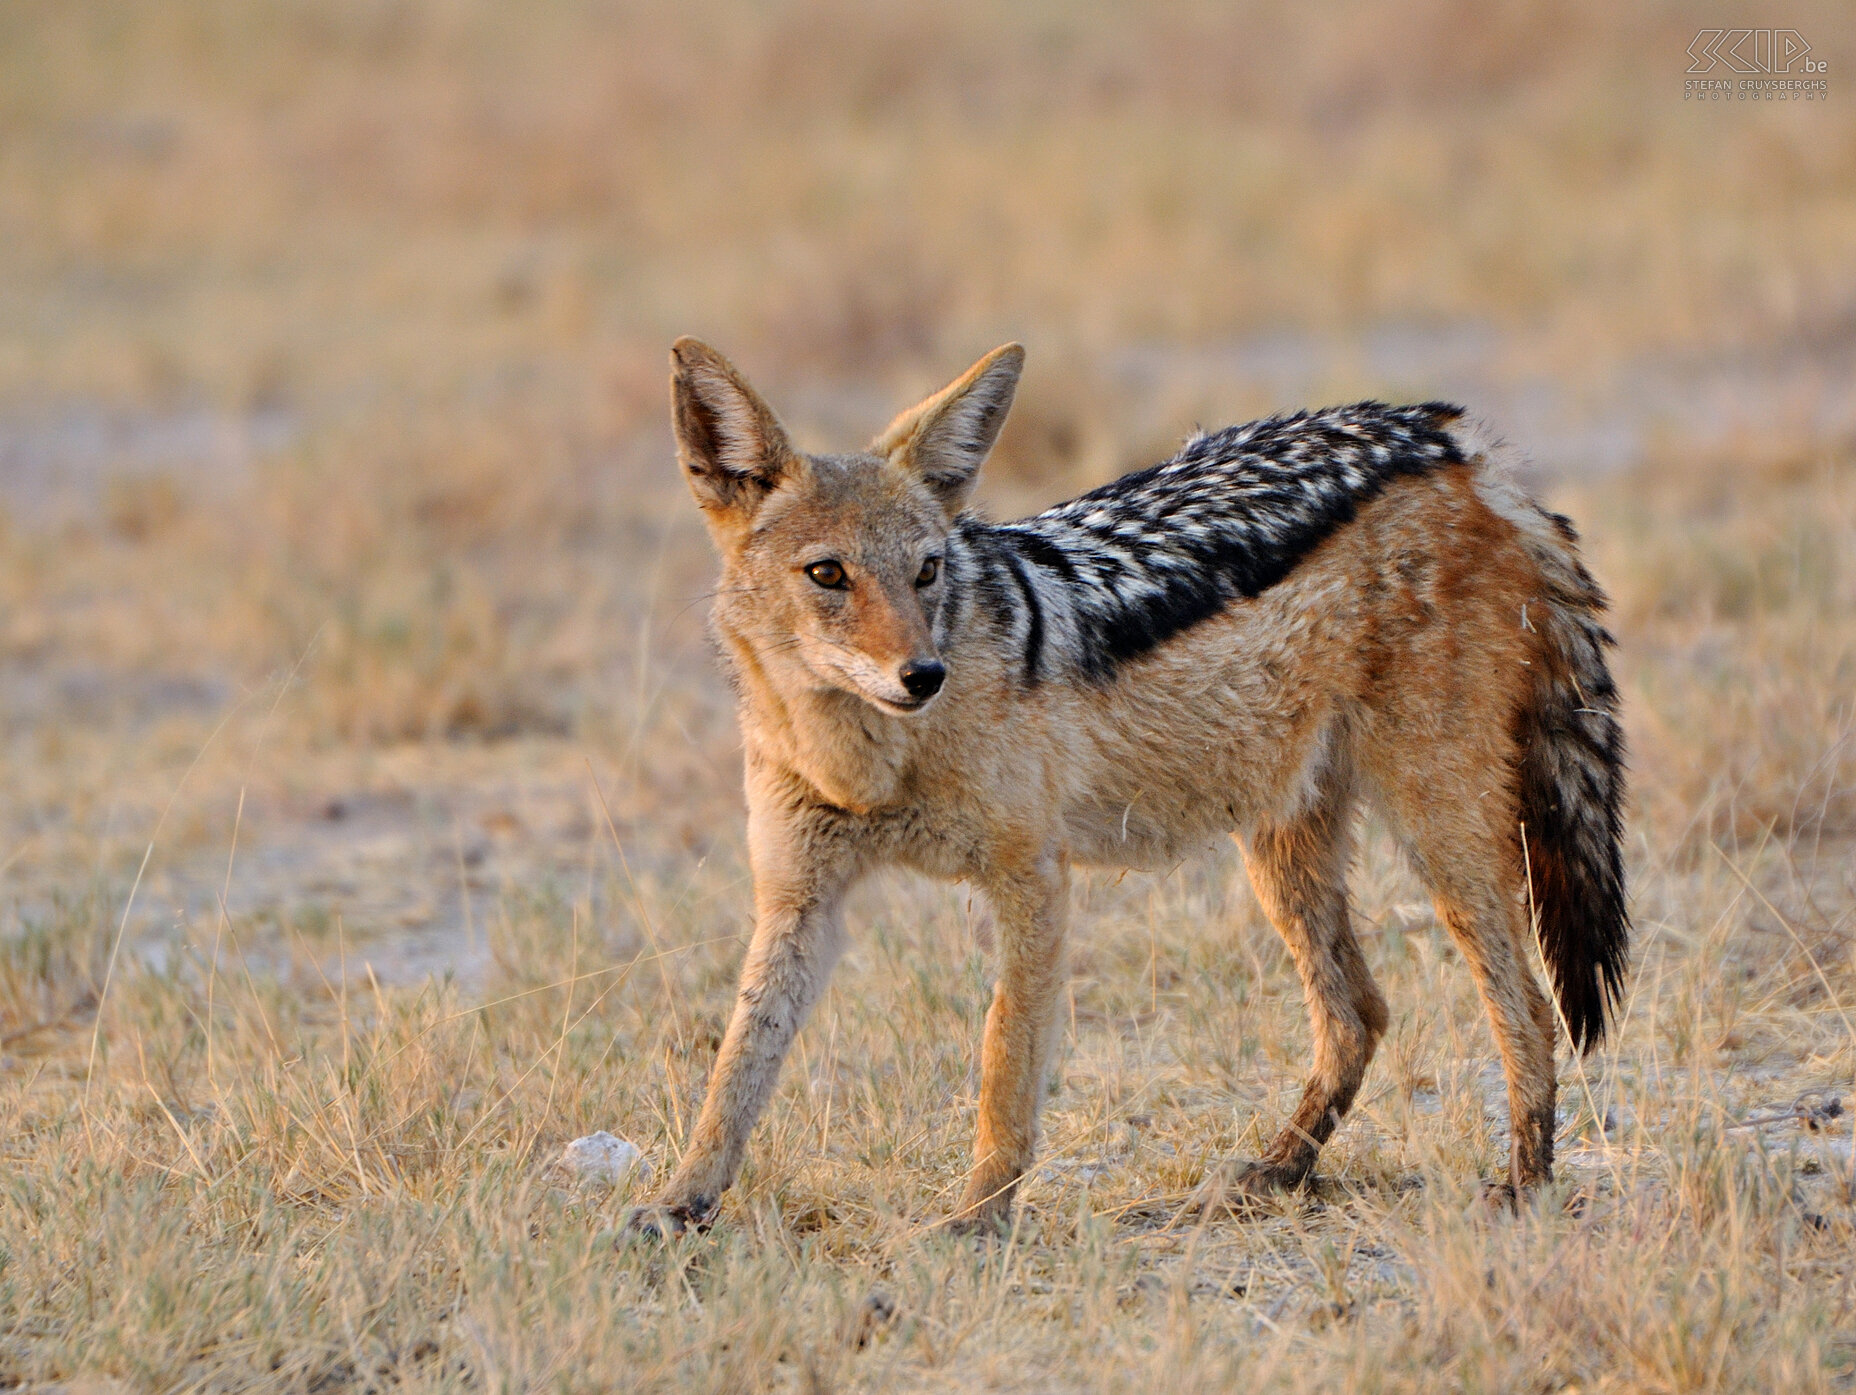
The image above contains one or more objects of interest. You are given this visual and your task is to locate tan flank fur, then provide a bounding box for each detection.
[628,339,1629,1236]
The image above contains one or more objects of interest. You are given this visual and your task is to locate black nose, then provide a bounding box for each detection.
[899,660,945,700]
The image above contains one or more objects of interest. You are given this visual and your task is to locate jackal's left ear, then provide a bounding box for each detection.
[873,343,1024,512]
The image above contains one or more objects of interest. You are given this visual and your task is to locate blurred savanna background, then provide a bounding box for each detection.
[2,2,1854,1390]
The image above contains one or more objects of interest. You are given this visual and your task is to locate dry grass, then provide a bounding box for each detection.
[13,450,1856,1394]
[4,2,1856,1391]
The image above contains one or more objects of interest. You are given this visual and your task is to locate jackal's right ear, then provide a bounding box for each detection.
[873,343,1024,513]
[670,337,800,540]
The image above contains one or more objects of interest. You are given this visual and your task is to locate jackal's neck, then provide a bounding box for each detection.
[714,618,916,814]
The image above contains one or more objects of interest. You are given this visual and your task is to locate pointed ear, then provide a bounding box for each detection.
[872,343,1024,512]
[669,337,801,541]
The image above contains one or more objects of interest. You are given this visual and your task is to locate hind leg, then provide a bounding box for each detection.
[1220,766,1389,1198]
[1375,770,1559,1193]
[1434,870,1558,1193]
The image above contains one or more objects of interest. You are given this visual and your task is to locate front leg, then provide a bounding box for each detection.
[953,847,1069,1231]
[628,795,858,1235]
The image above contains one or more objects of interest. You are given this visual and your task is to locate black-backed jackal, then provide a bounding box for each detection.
[627,338,1628,1236]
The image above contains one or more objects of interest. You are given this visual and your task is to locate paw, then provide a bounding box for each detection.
[618,1197,712,1244]
[1230,1158,1309,1193]
[945,1208,1011,1239]
[1186,1159,1308,1219]
[946,1173,1019,1238]
[945,1189,1015,1237]
[1476,1169,1567,1217]
[618,1205,687,1244]
[1477,1180,1520,1215]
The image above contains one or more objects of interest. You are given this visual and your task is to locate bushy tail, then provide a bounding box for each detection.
[1510,506,1630,1053]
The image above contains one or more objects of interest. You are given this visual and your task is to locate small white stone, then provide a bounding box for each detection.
[561,1131,643,1185]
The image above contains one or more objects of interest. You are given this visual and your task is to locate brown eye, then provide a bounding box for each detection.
[915,557,940,587]
[805,560,846,589]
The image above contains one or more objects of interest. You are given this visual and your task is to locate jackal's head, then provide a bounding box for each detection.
[671,337,1022,716]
